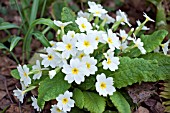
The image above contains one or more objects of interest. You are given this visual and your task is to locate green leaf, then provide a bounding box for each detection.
[0,22,19,30]
[0,43,8,50]
[61,7,79,33]
[110,92,131,113]
[78,76,96,90]
[29,0,39,24]
[125,30,168,57]
[73,88,84,109]
[32,31,51,47]
[37,72,71,109]
[141,53,170,80]
[106,57,158,88]
[10,36,22,51]
[83,91,106,113]
[10,69,20,79]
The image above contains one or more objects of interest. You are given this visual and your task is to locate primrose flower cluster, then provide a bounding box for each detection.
[12,1,168,112]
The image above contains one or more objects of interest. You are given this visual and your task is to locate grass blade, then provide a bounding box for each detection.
[10,36,22,51]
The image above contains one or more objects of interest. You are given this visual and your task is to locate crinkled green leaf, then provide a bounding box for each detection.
[51,1,67,20]
[78,76,96,90]
[101,57,158,88]
[73,88,84,109]
[83,91,106,113]
[0,22,19,30]
[125,29,168,57]
[10,69,20,79]
[61,7,79,33]
[10,36,22,51]
[110,92,131,113]
[32,31,51,47]
[141,53,170,80]
[37,72,71,109]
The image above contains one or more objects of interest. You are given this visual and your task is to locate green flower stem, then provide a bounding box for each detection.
[94,17,99,25]
[23,86,37,93]
[55,67,61,73]
[42,26,51,34]
[123,45,136,53]
[61,27,65,37]
[97,62,103,67]
[134,19,148,36]
[128,28,134,37]
[88,13,94,22]
[99,19,107,31]
[111,19,123,31]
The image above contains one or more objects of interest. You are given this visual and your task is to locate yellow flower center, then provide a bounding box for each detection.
[100,82,106,89]
[48,55,53,60]
[81,24,86,29]
[95,36,99,41]
[79,53,85,59]
[62,98,68,104]
[66,43,72,50]
[56,108,62,112]
[51,43,54,47]
[86,62,91,69]
[161,44,165,48]
[122,36,126,41]
[107,58,111,64]
[71,34,74,38]
[108,37,113,44]
[23,72,27,77]
[95,11,100,14]
[72,68,79,75]
[84,41,90,47]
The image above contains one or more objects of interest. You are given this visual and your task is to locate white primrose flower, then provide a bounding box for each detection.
[160,40,170,55]
[56,35,77,59]
[102,49,120,71]
[103,29,121,51]
[75,17,92,32]
[40,47,62,68]
[136,20,150,30]
[100,14,115,24]
[95,73,116,97]
[74,51,87,60]
[118,29,129,42]
[62,58,86,84]
[120,41,128,51]
[116,10,131,27]
[154,46,160,53]
[78,10,90,19]
[87,30,106,43]
[32,60,48,80]
[17,64,31,86]
[67,31,76,40]
[31,96,41,112]
[133,38,146,54]
[88,1,107,17]
[143,12,155,22]
[54,20,72,28]
[13,88,25,103]
[56,91,75,112]
[51,104,67,113]
[49,70,57,79]
[50,41,58,49]
[82,56,98,76]
[76,33,98,55]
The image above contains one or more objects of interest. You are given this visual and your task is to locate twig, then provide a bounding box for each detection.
[0,75,14,104]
